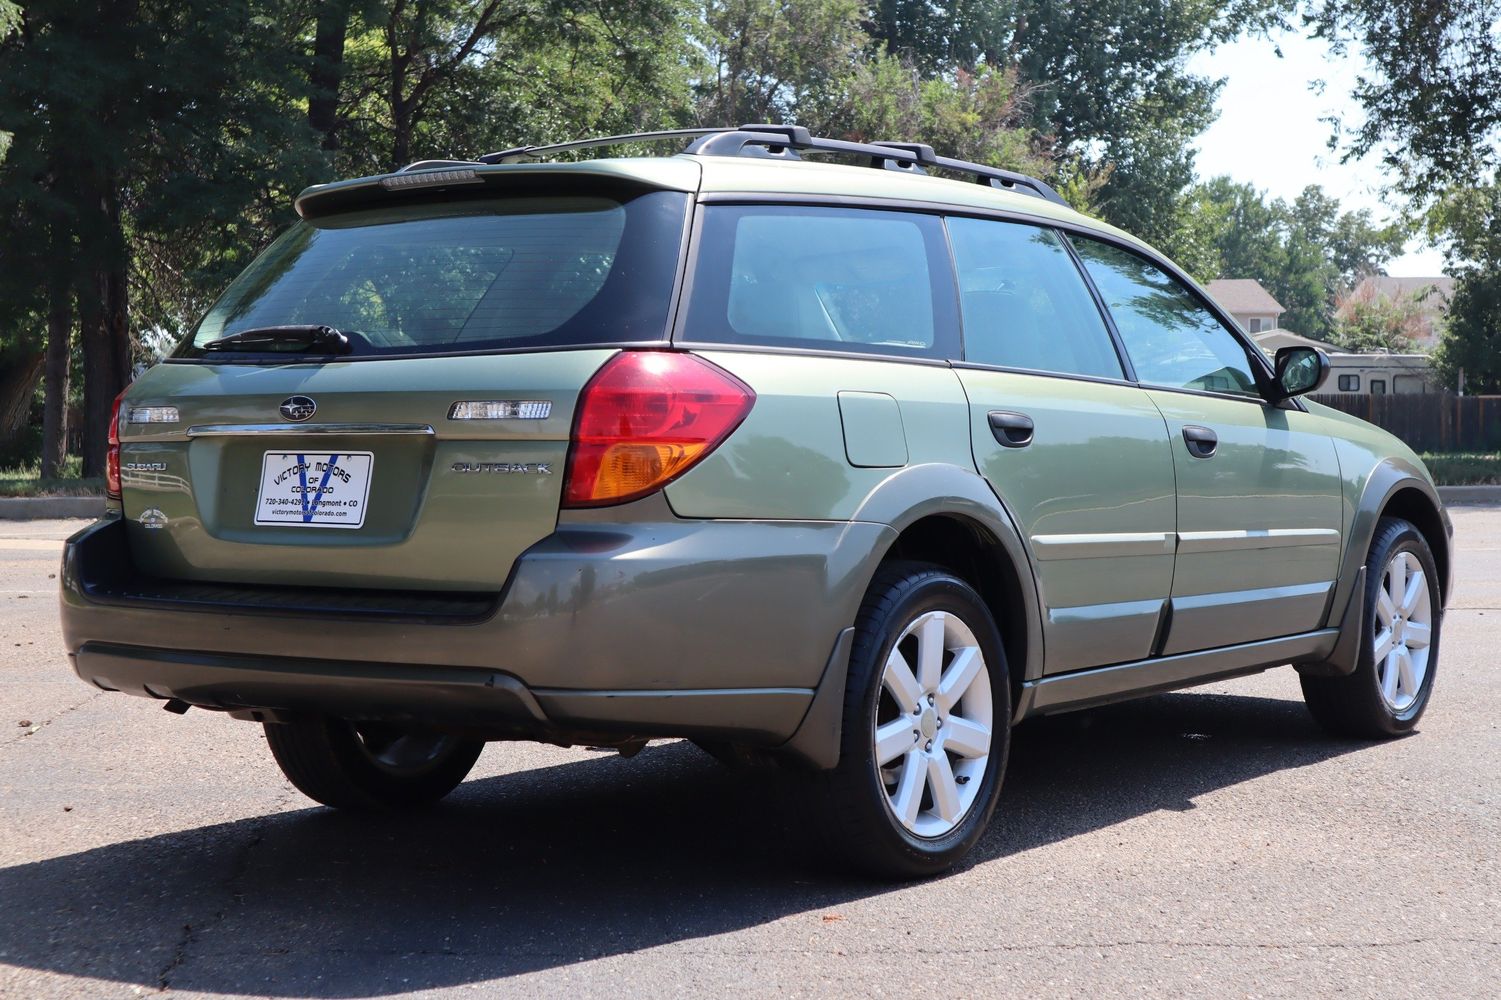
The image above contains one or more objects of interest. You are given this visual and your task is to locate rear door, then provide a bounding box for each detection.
[119,185,691,591]
[947,217,1178,674]
[1070,236,1343,654]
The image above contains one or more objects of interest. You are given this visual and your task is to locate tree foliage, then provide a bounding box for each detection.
[1331,284,1426,353]
[1306,0,1501,202]
[1431,177,1501,391]
[1,0,1463,476]
[1177,177,1405,340]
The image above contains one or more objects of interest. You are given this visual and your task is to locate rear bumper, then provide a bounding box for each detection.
[61,515,889,755]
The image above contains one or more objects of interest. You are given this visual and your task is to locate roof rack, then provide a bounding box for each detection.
[463,124,1067,207]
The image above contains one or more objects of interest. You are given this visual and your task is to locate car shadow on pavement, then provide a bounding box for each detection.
[0,690,1365,995]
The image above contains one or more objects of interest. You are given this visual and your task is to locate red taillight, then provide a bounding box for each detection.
[563,351,755,508]
[105,390,125,500]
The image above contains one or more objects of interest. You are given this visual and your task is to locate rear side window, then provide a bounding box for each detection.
[1071,237,1263,398]
[182,192,688,358]
[947,217,1123,379]
[682,205,959,358]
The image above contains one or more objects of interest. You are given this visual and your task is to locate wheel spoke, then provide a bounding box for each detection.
[1401,568,1426,617]
[891,749,926,826]
[1381,651,1401,703]
[927,753,961,823]
[883,648,922,713]
[876,716,918,766]
[936,646,982,711]
[943,715,991,759]
[1372,626,1396,662]
[917,614,945,692]
[1387,554,1407,612]
[1404,621,1432,650]
[1397,649,1417,698]
[1374,587,1396,626]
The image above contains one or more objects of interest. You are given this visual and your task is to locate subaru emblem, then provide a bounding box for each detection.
[279,395,317,422]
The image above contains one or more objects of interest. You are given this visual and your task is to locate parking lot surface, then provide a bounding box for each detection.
[2,511,1498,999]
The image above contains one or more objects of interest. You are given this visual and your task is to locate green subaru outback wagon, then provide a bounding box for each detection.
[61,125,1451,877]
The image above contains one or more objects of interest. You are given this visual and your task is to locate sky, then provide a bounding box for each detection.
[1187,27,1446,276]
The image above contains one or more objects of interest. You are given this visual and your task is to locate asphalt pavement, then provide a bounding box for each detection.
[1,513,1497,999]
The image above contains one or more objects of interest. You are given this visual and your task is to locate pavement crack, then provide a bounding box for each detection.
[154,786,295,991]
[4,689,103,748]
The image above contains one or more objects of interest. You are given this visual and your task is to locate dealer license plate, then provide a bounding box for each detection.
[255,451,374,529]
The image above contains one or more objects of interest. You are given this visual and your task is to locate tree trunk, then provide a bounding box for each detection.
[308,0,352,151]
[41,277,72,479]
[0,349,43,449]
[79,184,131,479]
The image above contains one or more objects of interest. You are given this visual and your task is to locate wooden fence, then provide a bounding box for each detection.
[1309,393,1501,453]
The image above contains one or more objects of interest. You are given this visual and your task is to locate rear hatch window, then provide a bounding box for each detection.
[178,192,688,360]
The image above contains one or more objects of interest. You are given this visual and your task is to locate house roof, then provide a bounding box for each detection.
[1206,278,1285,316]
[1352,275,1455,306]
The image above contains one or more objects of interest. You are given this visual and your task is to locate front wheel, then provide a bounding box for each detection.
[1302,516,1442,738]
[803,562,1010,879]
[264,717,484,810]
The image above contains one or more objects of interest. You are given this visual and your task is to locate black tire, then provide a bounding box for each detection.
[264,717,484,810]
[1302,516,1442,738]
[802,561,1011,879]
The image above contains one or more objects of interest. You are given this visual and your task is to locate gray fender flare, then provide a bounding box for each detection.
[779,463,1044,770]
[1297,458,1449,678]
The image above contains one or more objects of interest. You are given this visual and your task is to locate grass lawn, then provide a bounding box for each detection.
[0,457,103,498]
[1419,452,1501,486]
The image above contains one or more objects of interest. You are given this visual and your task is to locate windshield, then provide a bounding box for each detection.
[180,192,688,358]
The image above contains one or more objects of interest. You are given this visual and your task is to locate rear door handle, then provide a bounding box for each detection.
[988,410,1034,448]
[1182,424,1218,459]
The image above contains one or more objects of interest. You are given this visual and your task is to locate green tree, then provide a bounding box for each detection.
[0,0,320,473]
[695,0,868,126]
[1182,177,1404,340]
[329,1,692,174]
[1431,178,1501,392]
[1306,0,1501,202]
[1331,285,1424,353]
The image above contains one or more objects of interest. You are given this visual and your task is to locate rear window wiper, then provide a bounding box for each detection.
[201,325,353,355]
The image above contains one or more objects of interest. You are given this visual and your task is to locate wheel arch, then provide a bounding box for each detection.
[1380,485,1451,606]
[851,464,1045,696]
[1299,457,1452,678]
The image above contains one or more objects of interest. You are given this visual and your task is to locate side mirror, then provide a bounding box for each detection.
[1272,346,1329,400]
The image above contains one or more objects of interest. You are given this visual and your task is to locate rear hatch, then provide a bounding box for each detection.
[117,163,695,592]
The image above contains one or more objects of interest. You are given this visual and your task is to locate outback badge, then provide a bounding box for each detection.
[279,395,317,422]
[450,461,552,475]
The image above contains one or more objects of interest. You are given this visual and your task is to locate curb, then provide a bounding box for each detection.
[1437,485,1501,505]
[0,496,106,520]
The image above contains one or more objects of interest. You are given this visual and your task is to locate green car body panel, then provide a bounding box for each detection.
[61,147,1452,772]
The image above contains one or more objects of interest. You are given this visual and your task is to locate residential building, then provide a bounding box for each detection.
[1206,278,1285,333]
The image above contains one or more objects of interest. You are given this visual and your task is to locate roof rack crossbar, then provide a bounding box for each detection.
[457,123,1067,207]
[689,126,1066,206]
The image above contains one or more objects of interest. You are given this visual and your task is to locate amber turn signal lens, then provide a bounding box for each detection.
[563,352,754,507]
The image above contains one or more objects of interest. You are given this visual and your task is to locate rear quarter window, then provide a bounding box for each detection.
[681,205,959,359]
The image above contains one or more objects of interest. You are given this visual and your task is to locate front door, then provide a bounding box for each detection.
[1070,237,1343,654]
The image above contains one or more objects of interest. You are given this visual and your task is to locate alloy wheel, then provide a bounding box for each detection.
[1372,549,1433,714]
[873,610,993,839]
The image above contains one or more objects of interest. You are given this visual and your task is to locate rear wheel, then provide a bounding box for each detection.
[264,717,484,810]
[804,562,1010,879]
[1302,517,1441,738]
